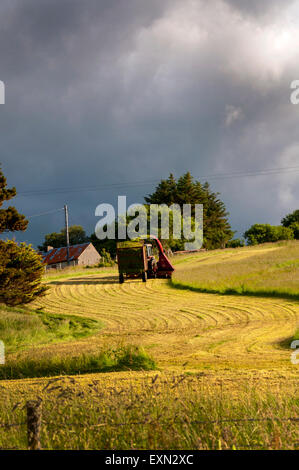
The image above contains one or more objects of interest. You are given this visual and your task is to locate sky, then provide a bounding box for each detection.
[0,0,299,247]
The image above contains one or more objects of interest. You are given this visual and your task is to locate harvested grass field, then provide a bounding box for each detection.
[0,241,298,449]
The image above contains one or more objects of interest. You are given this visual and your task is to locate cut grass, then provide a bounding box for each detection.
[31,271,299,371]
[172,240,299,299]
[0,345,156,380]
[0,304,103,354]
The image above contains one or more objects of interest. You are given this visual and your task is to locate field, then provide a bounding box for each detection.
[172,240,299,298]
[0,242,298,449]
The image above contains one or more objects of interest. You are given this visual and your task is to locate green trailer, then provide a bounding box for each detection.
[116,240,148,283]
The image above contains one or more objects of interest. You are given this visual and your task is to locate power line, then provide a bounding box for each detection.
[26,208,64,219]
[16,165,299,198]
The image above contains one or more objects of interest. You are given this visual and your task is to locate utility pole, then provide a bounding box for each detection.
[64,204,70,266]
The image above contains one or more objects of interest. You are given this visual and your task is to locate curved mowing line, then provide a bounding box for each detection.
[31,272,299,369]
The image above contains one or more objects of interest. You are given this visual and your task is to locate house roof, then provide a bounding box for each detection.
[40,243,92,265]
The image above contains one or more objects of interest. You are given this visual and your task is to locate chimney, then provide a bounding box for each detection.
[46,246,54,252]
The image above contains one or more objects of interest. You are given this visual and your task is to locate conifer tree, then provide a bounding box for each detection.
[0,168,28,233]
[145,172,233,249]
[0,167,47,306]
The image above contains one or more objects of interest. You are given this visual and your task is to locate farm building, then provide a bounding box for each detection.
[39,242,101,270]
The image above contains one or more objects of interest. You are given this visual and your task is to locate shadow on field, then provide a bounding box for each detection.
[277,336,296,350]
[169,279,299,304]
[51,276,119,286]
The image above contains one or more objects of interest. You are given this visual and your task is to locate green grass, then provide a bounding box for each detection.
[44,265,117,282]
[0,305,103,354]
[172,240,299,299]
[0,345,156,380]
[0,375,297,450]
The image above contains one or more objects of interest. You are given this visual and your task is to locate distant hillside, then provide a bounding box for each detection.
[172,240,299,299]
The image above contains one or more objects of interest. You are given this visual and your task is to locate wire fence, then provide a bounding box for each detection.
[0,399,298,450]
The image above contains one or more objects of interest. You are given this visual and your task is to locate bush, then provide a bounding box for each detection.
[289,222,299,240]
[281,209,299,228]
[97,248,115,267]
[0,240,48,306]
[226,238,245,248]
[244,224,294,246]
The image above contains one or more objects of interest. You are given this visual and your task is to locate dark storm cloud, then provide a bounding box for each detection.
[224,0,295,16]
[0,0,298,245]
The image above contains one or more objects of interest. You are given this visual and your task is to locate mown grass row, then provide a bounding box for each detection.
[0,374,298,450]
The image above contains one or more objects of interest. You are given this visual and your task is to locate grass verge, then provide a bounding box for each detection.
[0,374,298,450]
[0,345,156,379]
[170,278,299,302]
[0,304,103,354]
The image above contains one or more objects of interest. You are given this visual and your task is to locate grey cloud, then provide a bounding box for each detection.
[0,0,298,246]
[224,0,295,17]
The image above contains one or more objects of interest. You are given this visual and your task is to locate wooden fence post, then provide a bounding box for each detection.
[26,399,42,450]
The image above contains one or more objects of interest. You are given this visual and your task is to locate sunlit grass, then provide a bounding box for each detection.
[172,241,299,299]
[0,345,156,380]
[0,374,298,450]
[0,305,103,354]
[44,265,117,282]
[0,242,298,449]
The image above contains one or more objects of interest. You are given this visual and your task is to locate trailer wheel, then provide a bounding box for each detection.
[119,274,124,284]
[142,271,147,282]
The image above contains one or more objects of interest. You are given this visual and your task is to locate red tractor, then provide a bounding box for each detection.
[117,236,174,283]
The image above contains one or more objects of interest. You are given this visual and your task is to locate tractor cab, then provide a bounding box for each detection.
[145,243,158,278]
[145,243,153,258]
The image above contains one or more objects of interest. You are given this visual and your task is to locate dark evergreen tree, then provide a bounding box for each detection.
[145,174,178,205]
[145,172,233,249]
[0,241,47,306]
[0,167,47,306]
[0,168,28,233]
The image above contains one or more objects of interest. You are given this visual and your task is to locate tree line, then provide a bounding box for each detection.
[0,166,298,306]
[39,172,234,255]
[39,172,299,252]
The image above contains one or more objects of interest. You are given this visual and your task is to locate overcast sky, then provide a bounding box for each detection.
[0,0,299,246]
